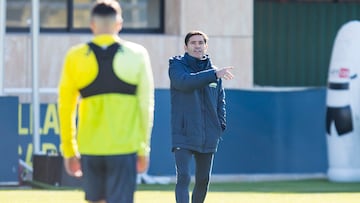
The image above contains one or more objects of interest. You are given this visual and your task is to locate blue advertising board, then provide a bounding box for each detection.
[0,96,19,185]
[13,89,328,178]
[18,103,60,168]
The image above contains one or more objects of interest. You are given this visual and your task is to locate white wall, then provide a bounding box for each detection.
[3,0,253,102]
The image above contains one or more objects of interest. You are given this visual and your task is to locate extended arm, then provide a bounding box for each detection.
[168,59,217,92]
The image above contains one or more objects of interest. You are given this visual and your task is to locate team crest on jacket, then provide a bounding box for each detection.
[209,82,217,88]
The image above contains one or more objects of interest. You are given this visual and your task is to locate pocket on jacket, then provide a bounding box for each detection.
[171,111,185,134]
[181,113,186,135]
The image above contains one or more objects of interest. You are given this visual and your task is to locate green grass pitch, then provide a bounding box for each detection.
[1,179,360,203]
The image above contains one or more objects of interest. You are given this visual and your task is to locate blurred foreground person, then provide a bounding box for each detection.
[58,1,154,202]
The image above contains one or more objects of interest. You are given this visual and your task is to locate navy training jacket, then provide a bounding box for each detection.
[168,53,226,153]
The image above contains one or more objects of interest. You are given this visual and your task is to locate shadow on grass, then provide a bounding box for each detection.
[137,179,360,193]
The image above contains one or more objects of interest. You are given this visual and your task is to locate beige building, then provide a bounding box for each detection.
[3,0,253,102]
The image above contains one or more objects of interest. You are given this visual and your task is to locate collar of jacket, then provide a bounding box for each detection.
[184,53,212,72]
[92,34,121,47]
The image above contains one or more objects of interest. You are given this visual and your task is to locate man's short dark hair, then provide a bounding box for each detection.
[91,0,121,18]
[184,31,209,46]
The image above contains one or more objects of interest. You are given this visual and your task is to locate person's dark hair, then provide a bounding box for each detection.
[91,0,121,18]
[184,31,209,46]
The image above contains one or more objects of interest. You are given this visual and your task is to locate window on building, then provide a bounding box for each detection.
[6,0,164,33]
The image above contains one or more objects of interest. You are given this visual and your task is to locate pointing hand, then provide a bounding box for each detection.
[215,66,234,80]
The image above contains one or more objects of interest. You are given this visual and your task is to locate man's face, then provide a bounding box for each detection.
[184,35,208,59]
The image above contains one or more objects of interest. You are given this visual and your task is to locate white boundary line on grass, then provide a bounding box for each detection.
[209,173,327,182]
[142,173,328,184]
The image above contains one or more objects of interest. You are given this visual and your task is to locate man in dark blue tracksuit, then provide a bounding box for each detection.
[168,31,234,203]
